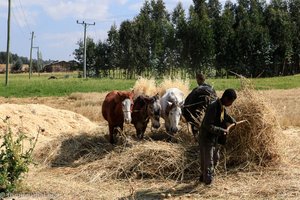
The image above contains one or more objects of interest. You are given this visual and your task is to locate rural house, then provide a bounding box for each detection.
[43,60,79,72]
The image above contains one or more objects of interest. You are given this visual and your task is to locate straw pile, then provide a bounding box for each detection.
[158,77,190,97]
[224,81,283,167]
[132,77,158,98]
[36,134,201,181]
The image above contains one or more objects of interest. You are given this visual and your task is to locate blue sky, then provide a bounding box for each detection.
[0,0,235,61]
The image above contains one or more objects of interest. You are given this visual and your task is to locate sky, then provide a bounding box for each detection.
[0,0,233,61]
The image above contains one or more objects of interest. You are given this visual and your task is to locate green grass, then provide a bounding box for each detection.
[0,73,299,98]
[0,73,135,97]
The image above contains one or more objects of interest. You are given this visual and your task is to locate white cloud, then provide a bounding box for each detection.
[164,0,193,11]
[128,2,143,12]
[11,5,38,28]
[42,31,82,48]
[116,0,128,5]
[39,0,111,21]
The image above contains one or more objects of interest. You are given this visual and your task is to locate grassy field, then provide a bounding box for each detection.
[0,73,299,97]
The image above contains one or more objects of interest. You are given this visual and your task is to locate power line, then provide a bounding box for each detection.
[11,4,28,38]
[17,0,31,33]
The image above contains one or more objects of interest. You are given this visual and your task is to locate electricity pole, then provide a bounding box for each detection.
[29,31,34,79]
[76,20,95,79]
[5,0,11,86]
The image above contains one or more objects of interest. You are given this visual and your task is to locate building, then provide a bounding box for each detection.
[43,60,79,72]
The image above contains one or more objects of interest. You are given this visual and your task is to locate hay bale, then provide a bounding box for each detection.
[132,77,158,98]
[224,83,283,167]
[158,77,190,97]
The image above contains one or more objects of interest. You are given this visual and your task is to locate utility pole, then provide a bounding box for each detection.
[76,20,95,79]
[5,0,11,86]
[29,31,34,79]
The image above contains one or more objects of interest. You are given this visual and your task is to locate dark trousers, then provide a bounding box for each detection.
[199,140,220,184]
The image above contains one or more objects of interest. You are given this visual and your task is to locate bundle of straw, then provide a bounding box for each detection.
[224,81,283,167]
[132,77,158,99]
[158,77,190,97]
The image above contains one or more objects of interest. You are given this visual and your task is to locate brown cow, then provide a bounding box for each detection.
[102,90,134,144]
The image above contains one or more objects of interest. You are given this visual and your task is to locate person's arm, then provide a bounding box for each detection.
[202,104,227,135]
[224,110,236,124]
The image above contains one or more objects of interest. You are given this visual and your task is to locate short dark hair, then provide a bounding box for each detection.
[222,88,237,100]
[196,73,205,80]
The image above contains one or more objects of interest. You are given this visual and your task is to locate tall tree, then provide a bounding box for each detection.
[171,3,188,71]
[265,0,294,75]
[107,24,120,76]
[188,2,214,73]
[119,20,135,78]
[215,1,235,76]
[133,1,152,75]
[73,37,97,76]
[95,40,109,77]
[289,0,300,74]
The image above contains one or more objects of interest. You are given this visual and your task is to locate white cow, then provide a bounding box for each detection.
[160,88,184,135]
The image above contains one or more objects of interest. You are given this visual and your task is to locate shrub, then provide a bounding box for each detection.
[0,117,38,195]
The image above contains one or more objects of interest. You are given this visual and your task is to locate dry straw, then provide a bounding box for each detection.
[35,78,284,182]
[158,77,190,97]
[132,77,158,98]
[224,78,283,167]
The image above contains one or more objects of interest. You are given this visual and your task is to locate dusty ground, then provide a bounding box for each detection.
[0,88,300,200]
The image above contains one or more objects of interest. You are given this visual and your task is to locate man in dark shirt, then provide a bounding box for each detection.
[199,88,237,185]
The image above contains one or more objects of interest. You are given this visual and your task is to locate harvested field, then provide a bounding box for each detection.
[0,87,300,199]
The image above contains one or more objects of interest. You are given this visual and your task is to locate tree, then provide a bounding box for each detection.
[265,0,294,75]
[187,2,214,73]
[132,1,152,76]
[11,58,23,72]
[119,20,135,78]
[73,37,97,76]
[289,0,300,74]
[149,0,171,76]
[214,1,235,77]
[107,24,120,77]
[171,3,188,72]
[95,40,110,77]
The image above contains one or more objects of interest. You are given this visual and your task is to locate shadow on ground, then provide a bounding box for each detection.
[119,181,204,200]
[35,132,114,167]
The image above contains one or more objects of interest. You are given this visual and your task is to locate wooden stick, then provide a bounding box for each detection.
[226,120,248,133]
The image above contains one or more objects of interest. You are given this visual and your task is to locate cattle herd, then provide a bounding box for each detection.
[102,85,217,144]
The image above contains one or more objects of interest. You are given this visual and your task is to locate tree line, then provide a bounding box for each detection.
[73,0,300,78]
[0,51,54,73]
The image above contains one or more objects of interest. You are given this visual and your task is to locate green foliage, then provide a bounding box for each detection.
[0,117,38,195]
[71,0,300,78]
[11,59,23,72]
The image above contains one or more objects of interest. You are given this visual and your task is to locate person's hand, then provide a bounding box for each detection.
[223,129,228,135]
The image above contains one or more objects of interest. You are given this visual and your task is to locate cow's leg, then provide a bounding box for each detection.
[109,124,115,144]
[135,122,144,139]
[141,123,147,139]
